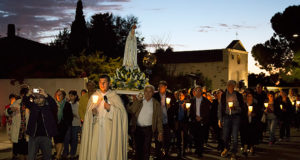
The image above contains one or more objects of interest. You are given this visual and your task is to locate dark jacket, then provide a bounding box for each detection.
[153,91,175,127]
[241,102,261,125]
[190,96,211,125]
[276,96,293,121]
[173,100,189,123]
[58,101,73,127]
[23,95,58,137]
[220,90,245,118]
[210,99,219,126]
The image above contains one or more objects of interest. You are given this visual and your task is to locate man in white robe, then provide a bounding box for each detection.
[79,75,128,160]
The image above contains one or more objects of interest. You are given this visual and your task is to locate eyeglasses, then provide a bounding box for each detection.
[195,89,201,92]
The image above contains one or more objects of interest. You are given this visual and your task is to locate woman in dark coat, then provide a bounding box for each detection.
[54,89,73,160]
[240,90,261,156]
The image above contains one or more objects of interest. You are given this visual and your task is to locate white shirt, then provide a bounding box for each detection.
[137,98,153,127]
[196,96,203,117]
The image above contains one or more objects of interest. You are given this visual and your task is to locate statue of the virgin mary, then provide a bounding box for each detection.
[123,24,139,70]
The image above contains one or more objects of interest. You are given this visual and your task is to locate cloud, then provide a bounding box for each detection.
[0,0,130,42]
[145,8,164,11]
[197,23,255,33]
[219,23,255,29]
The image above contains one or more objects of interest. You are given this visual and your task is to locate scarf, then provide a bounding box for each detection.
[57,99,66,123]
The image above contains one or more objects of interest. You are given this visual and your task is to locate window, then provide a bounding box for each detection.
[237,55,241,64]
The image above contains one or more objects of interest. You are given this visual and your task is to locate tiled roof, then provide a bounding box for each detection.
[156,40,247,64]
[156,49,223,64]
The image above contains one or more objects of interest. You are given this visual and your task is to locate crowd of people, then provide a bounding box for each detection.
[1,76,300,160]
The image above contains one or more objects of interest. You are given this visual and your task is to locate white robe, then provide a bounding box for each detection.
[123,29,138,70]
[79,90,128,160]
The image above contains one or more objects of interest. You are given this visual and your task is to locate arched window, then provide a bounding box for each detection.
[237,55,241,64]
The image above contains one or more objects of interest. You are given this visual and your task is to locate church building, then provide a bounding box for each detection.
[156,40,248,89]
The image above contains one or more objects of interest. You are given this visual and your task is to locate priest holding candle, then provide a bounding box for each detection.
[218,80,244,160]
[79,75,128,160]
[190,85,211,158]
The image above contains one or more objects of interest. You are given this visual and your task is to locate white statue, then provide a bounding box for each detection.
[123,24,139,70]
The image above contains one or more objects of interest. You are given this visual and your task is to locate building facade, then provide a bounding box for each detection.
[156,40,248,89]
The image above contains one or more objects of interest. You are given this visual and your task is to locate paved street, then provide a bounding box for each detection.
[1,126,300,160]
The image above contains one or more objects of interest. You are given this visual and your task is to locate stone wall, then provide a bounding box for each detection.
[163,59,228,89]
[226,49,248,87]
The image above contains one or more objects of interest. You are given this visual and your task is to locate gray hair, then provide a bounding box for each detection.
[227,80,237,86]
[144,85,155,92]
[194,85,202,90]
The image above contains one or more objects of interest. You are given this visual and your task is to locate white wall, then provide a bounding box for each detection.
[0,78,87,118]
[226,49,248,87]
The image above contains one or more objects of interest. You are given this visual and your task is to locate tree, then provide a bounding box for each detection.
[69,0,88,56]
[251,5,300,79]
[50,28,70,49]
[52,12,146,58]
[64,51,122,84]
[88,13,146,58]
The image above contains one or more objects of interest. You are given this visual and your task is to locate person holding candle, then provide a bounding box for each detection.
[79,75,128,160]
[173,90,189,158]
[218,80,244,160]
[240,90,260,156]
[295,95,300,131]
[5,88,29,160]
[254,84,267,142]
[277,90,292,142]
[153,80,174,159]
[190,85,211,158]
[264,91,280,145]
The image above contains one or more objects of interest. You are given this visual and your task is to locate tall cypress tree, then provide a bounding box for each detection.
[69,0,88,56]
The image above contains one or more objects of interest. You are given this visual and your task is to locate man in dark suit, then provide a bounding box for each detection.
[153,81,175,159]
[190,85,211,157]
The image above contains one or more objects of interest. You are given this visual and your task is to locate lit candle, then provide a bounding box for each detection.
[248,106,253,112]
[264,103,268,108]
[186,103,191,109]
[297,101,300,105]
[228,102,233,115]
[280,104,283,110]
[292,101,295,106]
[92,95,99,103]
[166,97,171,104]
[228,102,233,108]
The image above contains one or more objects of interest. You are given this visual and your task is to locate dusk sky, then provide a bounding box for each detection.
[0,0,299,74]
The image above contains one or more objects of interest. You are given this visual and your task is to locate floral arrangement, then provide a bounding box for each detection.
[111,66,149,90]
